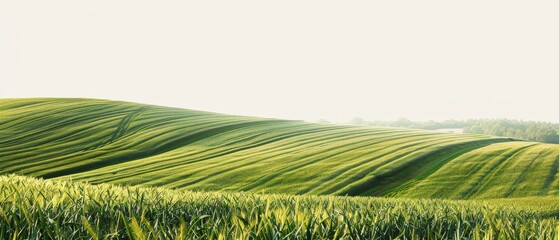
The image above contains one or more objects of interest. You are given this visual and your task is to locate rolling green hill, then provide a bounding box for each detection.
[1,98,558,199]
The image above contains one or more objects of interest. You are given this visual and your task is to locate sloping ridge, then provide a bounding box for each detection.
[0,98,558,199]
[340,138,512,196]
[42,120,286,178]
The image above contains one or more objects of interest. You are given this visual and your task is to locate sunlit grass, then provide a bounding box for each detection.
[1,175,558,239]
[3,99,558,199]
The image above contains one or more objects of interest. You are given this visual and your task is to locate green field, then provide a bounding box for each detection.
[1,175,558,239]
[1,98,558,199]
[1,98,559,239]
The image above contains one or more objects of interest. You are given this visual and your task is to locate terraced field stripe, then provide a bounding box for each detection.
[65,124,362,185]
[1,100,131,128]
[122,113,213,135]
[329,136,491,196]
[167,129,417,190]
[0,117,134,172]
[504,146,551,197]
[237,132,448,190]
[72,123,343,185]
[0,114,125,153]
[541,155,559,196]
[145,127,362,185]
[31,117,262,165]
[3,99,558,198]
[140,127,400,188]
[296,134,481,195]
[0,107,134,147]
[470,145,549,199]
[0,98,62,110]
[84,107,148,150]
[40,120,286,178]
[116,131,474,191]
[361,138,512,196]
[24,118,257,175]
[458,143,537,199]
[0,100,120,128]
[409,146,518,199]
[2,112,141,150]
[427,144,521,199]
[79,128,418,184]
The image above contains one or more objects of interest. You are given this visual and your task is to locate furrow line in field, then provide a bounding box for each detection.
[83,107,148,151]
[540,155,559,196]
[296,135,483,195]
[0,107,135,147]
[505,147,551,197]
[327,136,485,195]
[39,120,283,178]
[76,123,339,184]
[0,102,126,132]
[236,132,451,192]
[153,127,410,189]
[459,143,537,199]
[29,119,265,176]
[64,123,354,183]
[314,138,509,196]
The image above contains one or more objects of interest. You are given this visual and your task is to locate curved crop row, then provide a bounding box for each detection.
[1,98,558,198]
[400,142,559,199]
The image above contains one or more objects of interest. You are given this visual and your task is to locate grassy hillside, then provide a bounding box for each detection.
[1,175,558,239]
[1,98,558,199]
[400,142,559,199]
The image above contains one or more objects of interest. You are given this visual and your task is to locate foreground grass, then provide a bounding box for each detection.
[1,175,558,239]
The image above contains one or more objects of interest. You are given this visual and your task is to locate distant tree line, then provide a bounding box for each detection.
[463,120,559,144]
[350,118,559,144]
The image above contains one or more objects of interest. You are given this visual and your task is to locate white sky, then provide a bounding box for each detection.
[1,1,558,123]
